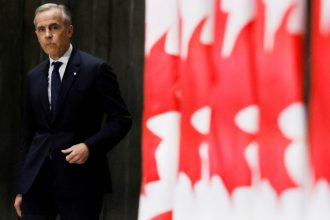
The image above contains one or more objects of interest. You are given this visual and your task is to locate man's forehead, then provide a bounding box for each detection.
[35,8,63,26]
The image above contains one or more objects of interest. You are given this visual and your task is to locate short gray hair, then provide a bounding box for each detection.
[34,3,72,26]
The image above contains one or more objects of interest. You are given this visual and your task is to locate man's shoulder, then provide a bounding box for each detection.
[27,59,49,78]
[76,49,106,66]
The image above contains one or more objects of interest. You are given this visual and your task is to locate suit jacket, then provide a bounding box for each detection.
[17,49,132,196]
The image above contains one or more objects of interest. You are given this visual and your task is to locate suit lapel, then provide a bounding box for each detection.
[38,60,52,122]
[53,49,81,121]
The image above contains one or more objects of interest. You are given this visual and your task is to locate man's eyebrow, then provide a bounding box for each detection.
[49,23,60,27]
[36,22,60,29]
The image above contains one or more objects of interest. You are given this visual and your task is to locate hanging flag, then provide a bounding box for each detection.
[172,0,215,219]
[138,0,180,219]
[207,0,258,219]
[308,0,330,219]
[139,1,312,220]
[253,0,308,219]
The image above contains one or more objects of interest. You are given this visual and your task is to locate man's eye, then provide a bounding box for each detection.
[50,25,59,30]
[37,27,45,32]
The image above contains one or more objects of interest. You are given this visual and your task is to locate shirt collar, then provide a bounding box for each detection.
[49,44,73,66]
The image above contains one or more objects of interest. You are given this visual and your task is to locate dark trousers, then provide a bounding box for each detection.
[21,158,104,220]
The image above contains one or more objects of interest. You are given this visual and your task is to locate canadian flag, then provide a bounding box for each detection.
[139,0,310,219]
[204,0,259,219]
[172,0,215,219]
[253,0,308,219]
[308,0,330,219]
[138,0,180,219]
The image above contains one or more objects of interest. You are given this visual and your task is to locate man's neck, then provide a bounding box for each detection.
[49,44,73,63]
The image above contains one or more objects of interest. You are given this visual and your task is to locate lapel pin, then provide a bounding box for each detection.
[74,72,77,76]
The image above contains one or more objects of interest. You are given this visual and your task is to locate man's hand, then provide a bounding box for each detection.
[61,143,90,164]
[14,194,22,217]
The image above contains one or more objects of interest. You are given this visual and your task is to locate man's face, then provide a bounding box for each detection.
[34,8,73,60]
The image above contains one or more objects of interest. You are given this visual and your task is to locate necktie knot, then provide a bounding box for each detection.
[52,61,63,70]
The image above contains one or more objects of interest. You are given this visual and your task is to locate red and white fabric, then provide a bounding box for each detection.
[203,0,258,219]
[138,0,180,219]
[172,0,215,219]
[308,0,330,219]
[253,0,308,219]
[139,0,311,219]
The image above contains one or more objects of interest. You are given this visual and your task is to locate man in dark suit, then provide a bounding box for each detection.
[14,3,132,220]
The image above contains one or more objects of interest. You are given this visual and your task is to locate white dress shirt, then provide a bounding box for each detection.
[48,44,73,106]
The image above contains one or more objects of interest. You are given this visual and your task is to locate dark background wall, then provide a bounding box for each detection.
[0,0,143,219]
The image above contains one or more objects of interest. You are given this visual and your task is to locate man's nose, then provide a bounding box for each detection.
[45,29,53,38]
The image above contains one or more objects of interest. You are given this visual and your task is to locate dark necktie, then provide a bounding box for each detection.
[51,61,63,113]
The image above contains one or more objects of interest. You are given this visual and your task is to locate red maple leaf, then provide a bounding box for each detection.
[254,1,303,194]
[209,0,256,194]
[141,33,179,193]
[178,19,213,184]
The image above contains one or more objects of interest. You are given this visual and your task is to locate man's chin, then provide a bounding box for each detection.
[47,51,61,60]
[43,46,58,56]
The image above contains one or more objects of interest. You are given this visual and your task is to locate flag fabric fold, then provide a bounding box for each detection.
[308,0,330,219]
[138,1,180,219]
[252,0,308,219]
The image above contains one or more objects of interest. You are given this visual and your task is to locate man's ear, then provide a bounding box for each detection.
[67,25,73,37]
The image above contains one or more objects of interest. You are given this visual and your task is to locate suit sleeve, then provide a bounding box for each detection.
[17,75,36,186]
[84,62,132,156]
